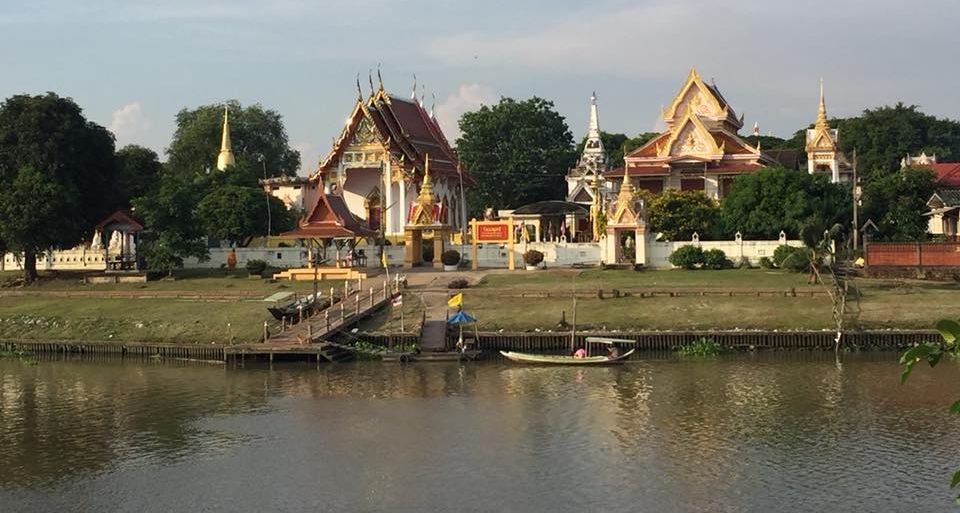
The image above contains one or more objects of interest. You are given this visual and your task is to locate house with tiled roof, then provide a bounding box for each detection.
[917,155,960,238]
[606,68,777,199]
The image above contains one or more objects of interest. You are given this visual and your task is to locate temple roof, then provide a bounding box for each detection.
[280,188,376,239]
[925,163,960,187]
[318,87,470,184]
[95,210,144,232]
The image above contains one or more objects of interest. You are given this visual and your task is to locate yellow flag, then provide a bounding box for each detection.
[447,293,463,308]
[381,250,388,268]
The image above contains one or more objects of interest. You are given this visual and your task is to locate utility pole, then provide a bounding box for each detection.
[852,148,860,252]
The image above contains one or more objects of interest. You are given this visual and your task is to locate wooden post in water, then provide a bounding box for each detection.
[341,302,345,324]
[356,294,360,316]
[370,287,374,308]
[307,323,313,344]
[263,321,269,342]
[383,281,388,301]
[325,311,329,331]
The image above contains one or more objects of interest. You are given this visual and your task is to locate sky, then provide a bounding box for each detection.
[2,0,958,175]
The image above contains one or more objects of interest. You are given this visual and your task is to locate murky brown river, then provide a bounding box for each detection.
[1,352,959,512]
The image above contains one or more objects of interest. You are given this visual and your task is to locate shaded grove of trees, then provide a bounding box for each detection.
[720,167,850,240]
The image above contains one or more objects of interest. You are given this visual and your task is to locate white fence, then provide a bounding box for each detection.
[4,234,801,273]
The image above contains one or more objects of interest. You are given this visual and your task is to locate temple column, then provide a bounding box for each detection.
[433,230,445,269]
[399,178,407,228]
[403,229,416,268]
[384,160,393,235]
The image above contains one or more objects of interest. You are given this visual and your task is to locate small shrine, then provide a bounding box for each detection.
[94,210,144,272]
[602,174,647,266]
[275,185,377,280]
[404,158,449,268]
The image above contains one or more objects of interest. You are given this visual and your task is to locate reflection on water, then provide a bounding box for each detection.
[1,353,959,512]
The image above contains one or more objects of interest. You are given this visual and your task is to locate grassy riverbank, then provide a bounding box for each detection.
[369,269,958,332]
[1,268,955,342]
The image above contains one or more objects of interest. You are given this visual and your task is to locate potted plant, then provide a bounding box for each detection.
[523,249,544,270]
[441,249,461,271]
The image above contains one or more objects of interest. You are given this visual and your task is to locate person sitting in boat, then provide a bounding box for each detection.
[606,346,619,359]
[573,347,587,359]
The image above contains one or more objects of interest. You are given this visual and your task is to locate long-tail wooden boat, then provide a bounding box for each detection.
[499,348,635,365]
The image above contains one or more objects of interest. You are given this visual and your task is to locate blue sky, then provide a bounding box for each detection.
[2,0,958,174]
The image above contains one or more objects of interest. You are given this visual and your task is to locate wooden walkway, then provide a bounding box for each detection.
[224,278,400,361]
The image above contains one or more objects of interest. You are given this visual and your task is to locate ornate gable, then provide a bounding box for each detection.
[663,68,728,127]
[659,107,723,158]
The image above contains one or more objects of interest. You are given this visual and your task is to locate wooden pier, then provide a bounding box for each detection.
[223,277,401,362]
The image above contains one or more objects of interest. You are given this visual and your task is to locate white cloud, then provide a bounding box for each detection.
[434,83,498,141]
[109,102,151,146]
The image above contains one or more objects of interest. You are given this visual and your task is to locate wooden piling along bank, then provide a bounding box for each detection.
[450,330,939,353]
[0,329,940,364]
[0,339,225,361]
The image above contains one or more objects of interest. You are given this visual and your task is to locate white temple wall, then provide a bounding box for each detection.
[341,168,380,222]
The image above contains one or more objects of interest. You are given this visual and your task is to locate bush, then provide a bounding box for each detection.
[702,249,732,270]
[781,248,814,273]
[523,249,544,266]
[759,256,774,269]
[773,244,800,268]
[735,256,752,269]
[668,245,704,269]
[245,259,267,276]
[448,278,469,289]
[441,249,461,266]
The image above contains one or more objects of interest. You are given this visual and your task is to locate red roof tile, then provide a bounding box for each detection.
[927,163,960,187]
[281,189,376,239]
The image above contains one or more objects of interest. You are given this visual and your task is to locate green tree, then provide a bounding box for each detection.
[197,185,295,247]
[0,93,118,282]
[861,166,937,241]
[648,190,720,241]
[743,134,796,151]
[832,104,960,179]
[132,173,208,274]
[166,100,300,178]
[115,145,162,206]
[900,319,960,505]
[720,166,850,239]
[457,97,576,212]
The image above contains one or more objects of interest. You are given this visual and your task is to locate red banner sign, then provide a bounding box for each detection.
[476,223,510,242]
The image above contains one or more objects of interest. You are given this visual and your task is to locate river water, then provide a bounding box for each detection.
[1,353,958,512]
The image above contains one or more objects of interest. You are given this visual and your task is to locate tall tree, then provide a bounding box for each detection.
[860,166,937,241]
[197,185,295,247]
[720,166,850,240]
[648,190,720,241]
[115,145,162,206]
[457,97,576,212]
[132,172,209,274]
[0,93,118,282]
[166,100,300,178]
